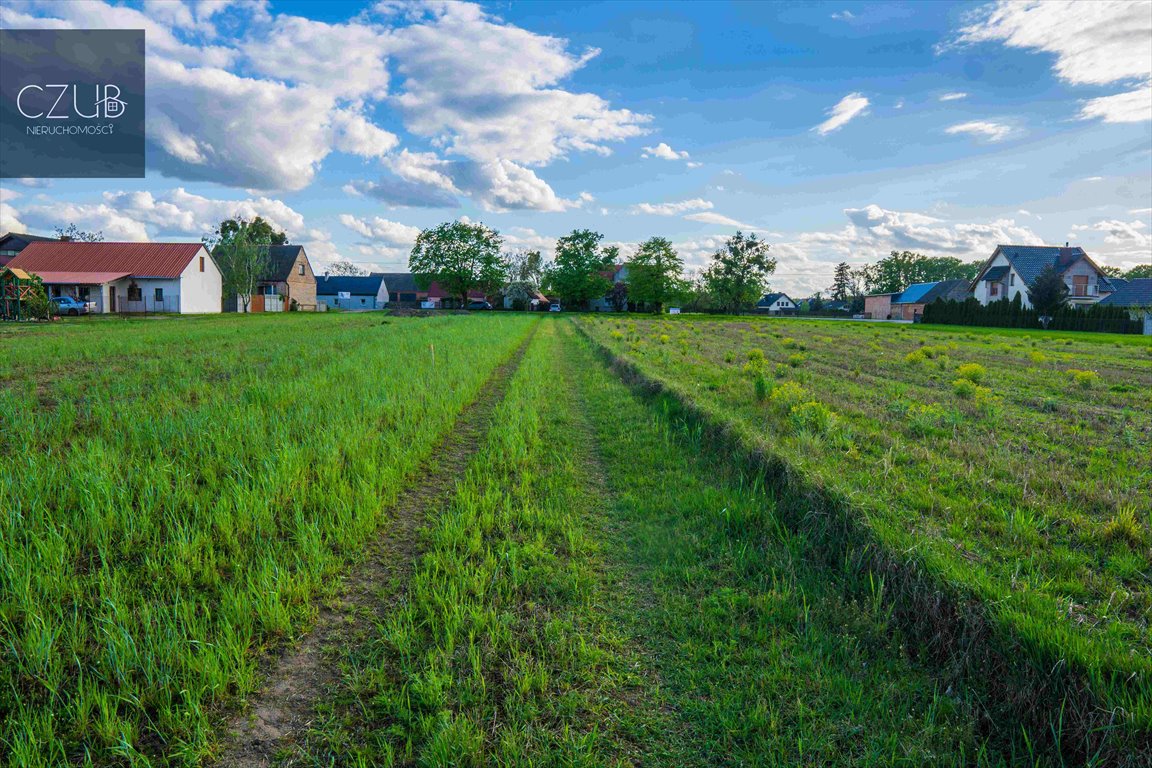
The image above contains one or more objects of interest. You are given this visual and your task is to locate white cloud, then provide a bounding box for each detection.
[1130,208,1152,215]
[684,211,752,228]
[0,188,27,233]
[338,214,422,245]
[631,198,714,216]
[813,92,870,135]
[831,11,854,21]
[938,92,968,101]
[944,120,1014,142]
[1072,219,1151,247]
[11,187,307,241]
[382,1,650,165]
[950,0,1152,123]
[642,142,690,161]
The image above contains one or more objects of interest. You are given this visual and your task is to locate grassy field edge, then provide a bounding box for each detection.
[571,318,1148,766]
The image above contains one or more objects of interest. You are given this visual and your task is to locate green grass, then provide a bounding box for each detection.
[0,312,536,766]
[577,314,1152,759]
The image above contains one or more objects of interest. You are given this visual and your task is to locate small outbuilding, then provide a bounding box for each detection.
[316,273,388,310]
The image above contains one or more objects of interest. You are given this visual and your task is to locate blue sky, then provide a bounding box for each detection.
[1,0,1149,294]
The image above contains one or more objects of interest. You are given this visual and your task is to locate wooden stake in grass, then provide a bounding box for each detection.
[431,342,436,368]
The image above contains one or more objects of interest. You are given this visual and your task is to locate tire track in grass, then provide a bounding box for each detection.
[214,325,538,768]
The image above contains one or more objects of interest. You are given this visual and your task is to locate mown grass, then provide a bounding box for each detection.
[577,314,1151,760]
[0,313,536,766]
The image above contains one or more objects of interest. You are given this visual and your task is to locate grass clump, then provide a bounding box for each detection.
[1065,368,1100,389]
[769,381,806,412]
[956,362,987,384]
[1103,507,1146,548]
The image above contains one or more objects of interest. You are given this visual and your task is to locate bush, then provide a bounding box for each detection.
[787,353,805,368]
[955,363,987,384]
[1029,350,1046,364]
[659,334,670,344]
[1065,369,1100,389]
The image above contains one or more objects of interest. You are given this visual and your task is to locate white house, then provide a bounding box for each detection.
[8,241,222,313]
[756,292,796,313]
[970,245,1115,308]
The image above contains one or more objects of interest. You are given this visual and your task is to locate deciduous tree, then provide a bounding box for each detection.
[409,220,505,307]
[54,223,103,242]
[628,236,688,313]
[326,260,367,276]
[211,220,271,313]
[701,231,776,314]
[547,229,614,308]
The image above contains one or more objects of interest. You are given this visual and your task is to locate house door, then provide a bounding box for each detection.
[250,293,265,312]
[108,287,116,312]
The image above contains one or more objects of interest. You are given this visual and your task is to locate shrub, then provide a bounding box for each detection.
[724,351,735,364]
[770,381,806,411]
[955,363,987,384]
[743,349,767,376]
[659,334,670,344]
[609,330,624,340]
[1029,350,1046,364]
[774,363,789,378]
[1065,369,1100,389]
[789,400,836,434]
[787,353,805,368]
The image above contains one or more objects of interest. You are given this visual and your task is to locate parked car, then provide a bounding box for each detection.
[549,303,562,312]
[467,300,492,310]
[50,296,96,316]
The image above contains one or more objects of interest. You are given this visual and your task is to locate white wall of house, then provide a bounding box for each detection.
[1061,259,1103,303]
[178,247,222,313]
[767,297,796,313]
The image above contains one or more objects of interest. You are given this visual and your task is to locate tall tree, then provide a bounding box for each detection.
[207,215,288,248]
[1124,264,1152,280]
[830,262,853,302]
[326,260,367,276]
[547,229,614,308]
[211,220,271,312]
[1028,264,1069,315]
[409,220,505,307]
[504,249,546,309]
[54,223,103,242]
[628,236,688,313]
[701,231,776,314]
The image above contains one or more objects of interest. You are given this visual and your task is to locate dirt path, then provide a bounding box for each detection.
[214,329,536,768]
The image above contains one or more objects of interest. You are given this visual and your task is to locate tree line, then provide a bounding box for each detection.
[406,220,778,312]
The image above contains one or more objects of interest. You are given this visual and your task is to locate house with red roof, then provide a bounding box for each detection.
[7,241,222,314]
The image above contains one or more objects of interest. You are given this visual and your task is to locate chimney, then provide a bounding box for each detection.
[1065,241,1069,247]
[59,235,72,242]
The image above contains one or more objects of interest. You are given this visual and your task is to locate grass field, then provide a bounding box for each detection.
[578,315,1152,759]
[1,312,1148,766]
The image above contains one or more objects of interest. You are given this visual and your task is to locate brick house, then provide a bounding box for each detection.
[230,245,318,311]
[890,279,971,320]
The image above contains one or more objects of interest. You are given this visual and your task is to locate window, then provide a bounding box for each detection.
[990,283,999,298]
[298,263,305,276]
[199,256,205,272]
[1072,275,1088,296]
[1009,273,1015,286]
[78,287,89,300]
[128,283,142,301]
[154,287,164,302]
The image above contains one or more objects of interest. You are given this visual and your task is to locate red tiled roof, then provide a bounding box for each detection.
[30,270,131,284]
[8,242,206,279]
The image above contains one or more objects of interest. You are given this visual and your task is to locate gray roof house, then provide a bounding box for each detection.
[1098,278,1152,334]
[970,245,1115,308]
[316,273,387,310]
[756,292,796,313]
[0,232,59,267]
